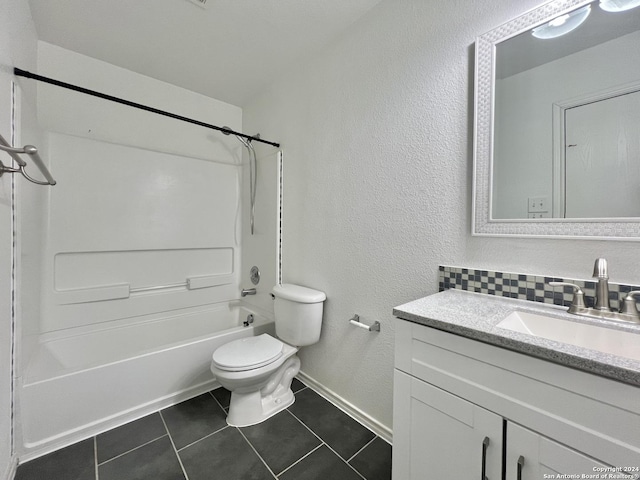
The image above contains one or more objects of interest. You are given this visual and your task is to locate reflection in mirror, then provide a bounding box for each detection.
[491,0,640,220]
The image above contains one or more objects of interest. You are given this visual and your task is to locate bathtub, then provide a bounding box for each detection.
[19,301,274,460]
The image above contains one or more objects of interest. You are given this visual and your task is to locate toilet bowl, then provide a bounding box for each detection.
[211,335,300,426]
[211,284,325,427]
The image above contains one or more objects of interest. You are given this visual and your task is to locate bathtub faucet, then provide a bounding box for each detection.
[241,288,256,297]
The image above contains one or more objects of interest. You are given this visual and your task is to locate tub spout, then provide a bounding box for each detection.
[241,288,256,297]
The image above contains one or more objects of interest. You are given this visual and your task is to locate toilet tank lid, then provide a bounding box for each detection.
[272,284,326,303]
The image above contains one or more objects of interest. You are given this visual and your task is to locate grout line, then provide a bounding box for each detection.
[208,389,229,413]
[285,409,367,480]
[289,382,381,447]
[97,434,168,466]
[236,427,278,479]
[275,443,324,478]
[175,425,230,453]
[347,435,377,463]
[159,411,190,480]
[324,442,367,480]
[296,373,390,443]
[285,409,324,445]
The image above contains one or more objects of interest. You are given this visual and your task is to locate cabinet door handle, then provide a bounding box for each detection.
[517,455,525,480]
[481,436,490,480]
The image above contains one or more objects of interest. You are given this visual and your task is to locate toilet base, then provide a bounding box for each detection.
[225,355,300,427]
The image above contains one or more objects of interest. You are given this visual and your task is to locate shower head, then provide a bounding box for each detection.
[222,126,259,147]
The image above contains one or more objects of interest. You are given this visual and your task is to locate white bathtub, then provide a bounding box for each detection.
[19,301,274,460]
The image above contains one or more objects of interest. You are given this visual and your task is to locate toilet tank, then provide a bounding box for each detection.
[272,284,326,346]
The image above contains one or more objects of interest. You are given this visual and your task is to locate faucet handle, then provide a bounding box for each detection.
[548,282,587,312]
[619,291,640,321]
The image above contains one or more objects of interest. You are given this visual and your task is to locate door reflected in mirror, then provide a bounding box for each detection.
[491,0,640,220]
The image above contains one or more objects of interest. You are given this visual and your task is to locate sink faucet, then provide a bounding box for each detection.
[550,258,639,324]
[592,258,611,311]
[241,288,256,297]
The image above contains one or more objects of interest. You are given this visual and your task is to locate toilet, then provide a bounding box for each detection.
[210,283,326,427]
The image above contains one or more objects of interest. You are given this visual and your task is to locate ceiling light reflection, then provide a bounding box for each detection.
[532,5,591,39]
[599,0,640,12]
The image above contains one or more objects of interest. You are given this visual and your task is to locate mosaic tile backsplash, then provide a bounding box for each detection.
[439,265,640,311]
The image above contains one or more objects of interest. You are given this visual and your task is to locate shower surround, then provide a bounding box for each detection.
[15,42,281,460]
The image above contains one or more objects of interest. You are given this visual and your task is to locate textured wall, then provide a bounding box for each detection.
[244,0,640,434]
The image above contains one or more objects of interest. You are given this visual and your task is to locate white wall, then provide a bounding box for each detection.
[0,1,38,478]
[244,0,640,434]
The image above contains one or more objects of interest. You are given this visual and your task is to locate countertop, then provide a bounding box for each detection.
[393,289,640,387]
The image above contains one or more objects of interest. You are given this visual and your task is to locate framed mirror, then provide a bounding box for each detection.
[473,0,640,239]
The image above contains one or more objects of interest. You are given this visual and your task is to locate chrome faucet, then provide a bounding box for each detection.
[550,258,639,324]
[592,258,611,311]
[241,288,256,297]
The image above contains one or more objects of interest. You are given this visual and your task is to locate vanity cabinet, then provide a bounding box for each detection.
[393,318,640,480]
[393,370,503,479]
[506,423,609,478]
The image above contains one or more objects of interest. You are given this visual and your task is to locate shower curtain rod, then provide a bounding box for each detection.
[14,68,280,148]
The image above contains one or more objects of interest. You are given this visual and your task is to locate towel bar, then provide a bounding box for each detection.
[0,133,56,185]
[349,314,380,332]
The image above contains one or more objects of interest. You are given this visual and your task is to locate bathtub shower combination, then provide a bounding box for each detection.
[21,303,273,459]
[14,64,283,461]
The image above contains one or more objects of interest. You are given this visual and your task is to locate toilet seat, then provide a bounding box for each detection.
[212,334,284,372]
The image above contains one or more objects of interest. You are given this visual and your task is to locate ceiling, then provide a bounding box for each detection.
[27,0,384,106]
[497,1,640,79]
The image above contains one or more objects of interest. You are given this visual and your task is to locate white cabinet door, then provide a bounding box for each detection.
[506,422,612,479]
[393,370,503,480]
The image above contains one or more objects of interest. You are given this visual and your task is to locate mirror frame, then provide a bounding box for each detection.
[472,0,640,240]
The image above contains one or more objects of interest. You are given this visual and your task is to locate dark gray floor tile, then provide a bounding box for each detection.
[291,377,306,393]
[349,437,392,480]
[97,412,166,463]
[210,386,231,409]
[279,445,362,480]
[179,427,273,480]
[99,436,184,480]
[240,410,321,475]
[162,393,227,449]
[15,438,95,480]
[288,388,375,460]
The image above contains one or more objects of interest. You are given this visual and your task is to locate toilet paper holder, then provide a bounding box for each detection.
[349,314,380,332]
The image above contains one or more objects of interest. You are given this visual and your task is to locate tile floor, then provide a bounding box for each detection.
[15,378,392,480]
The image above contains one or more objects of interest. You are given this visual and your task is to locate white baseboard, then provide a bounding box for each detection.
[297,372,392,445]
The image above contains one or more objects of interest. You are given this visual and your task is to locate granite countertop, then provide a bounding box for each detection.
[393,289,640,387]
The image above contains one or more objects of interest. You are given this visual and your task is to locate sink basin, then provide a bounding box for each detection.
[497,310,640,362]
